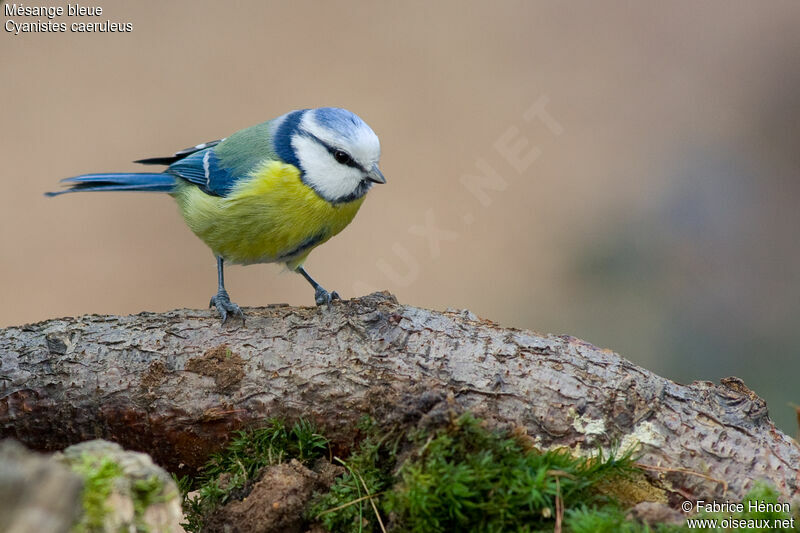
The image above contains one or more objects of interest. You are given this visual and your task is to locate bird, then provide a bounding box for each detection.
[47,107,386,323]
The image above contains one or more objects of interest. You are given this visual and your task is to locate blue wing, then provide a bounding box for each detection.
[134,139,238,197]
[165,148,239,197]
[134,120,279,197]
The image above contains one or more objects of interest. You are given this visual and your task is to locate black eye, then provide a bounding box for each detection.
[333,150,352,165]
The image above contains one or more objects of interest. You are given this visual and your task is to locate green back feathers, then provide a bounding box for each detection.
[214,121,280,177]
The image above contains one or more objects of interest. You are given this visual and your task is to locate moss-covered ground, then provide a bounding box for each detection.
[173,413,799,533]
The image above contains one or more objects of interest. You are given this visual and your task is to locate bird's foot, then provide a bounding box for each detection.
[315,287,340,307]
[209,290,245,324]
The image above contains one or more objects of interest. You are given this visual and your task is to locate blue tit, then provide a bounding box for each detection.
[48,107,386,323]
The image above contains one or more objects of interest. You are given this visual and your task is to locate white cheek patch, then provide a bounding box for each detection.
[292,134,364,200]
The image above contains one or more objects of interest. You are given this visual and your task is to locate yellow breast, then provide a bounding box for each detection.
[171,161,365,269]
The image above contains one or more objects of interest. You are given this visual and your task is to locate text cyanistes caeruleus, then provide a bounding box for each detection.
[48,107,386,322]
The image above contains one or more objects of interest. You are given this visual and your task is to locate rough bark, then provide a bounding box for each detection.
[0,292,797,503]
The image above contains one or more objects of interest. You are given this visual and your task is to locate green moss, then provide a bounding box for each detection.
[131,475,168,532]
[384,413,638,533]
[69,454,173,533]
[308,417,399,532]
[173,413,800,533]
[566,505,686,533]
[69,454,124,532]
[177,418,329,533]
[307,414,638,532]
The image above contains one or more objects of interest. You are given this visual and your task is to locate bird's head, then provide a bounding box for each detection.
[273,107,385,204]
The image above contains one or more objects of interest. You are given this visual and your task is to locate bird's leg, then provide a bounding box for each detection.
[209,256,244,324]
[296,266,340,306]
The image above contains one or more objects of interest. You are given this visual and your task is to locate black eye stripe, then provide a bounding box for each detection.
[302,131,364,171]
[325,144,360,169]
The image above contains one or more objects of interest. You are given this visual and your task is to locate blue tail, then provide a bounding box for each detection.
[45,172,176,197]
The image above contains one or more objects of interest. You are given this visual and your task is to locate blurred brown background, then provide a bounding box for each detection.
[2,1,799,434]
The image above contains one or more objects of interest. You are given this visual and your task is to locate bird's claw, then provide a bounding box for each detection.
[209,290,245,324]
[314,287,340,307]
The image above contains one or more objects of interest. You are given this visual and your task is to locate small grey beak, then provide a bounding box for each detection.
[366,164,386,184]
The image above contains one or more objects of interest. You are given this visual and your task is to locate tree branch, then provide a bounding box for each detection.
[1,292,797,502]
